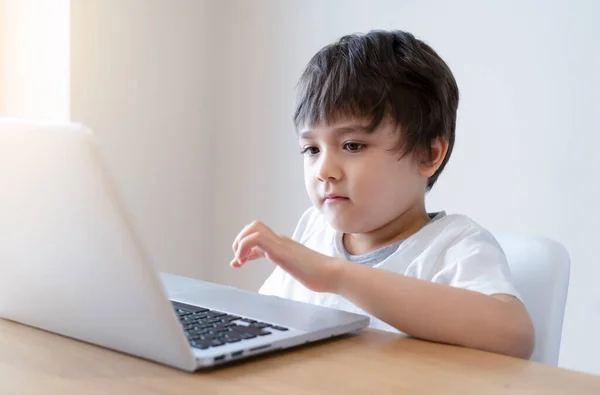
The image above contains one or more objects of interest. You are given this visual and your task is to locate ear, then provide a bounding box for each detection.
[418,137,449,178]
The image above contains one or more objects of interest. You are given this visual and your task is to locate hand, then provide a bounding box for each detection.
[231,221,342,293]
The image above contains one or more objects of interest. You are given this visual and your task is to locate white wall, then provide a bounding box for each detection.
[70,0,600,374]
[71,0,215,279]
[0,0,4,113]
[0,0,70,121]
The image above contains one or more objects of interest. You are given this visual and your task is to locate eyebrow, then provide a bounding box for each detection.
[299,125,370,139]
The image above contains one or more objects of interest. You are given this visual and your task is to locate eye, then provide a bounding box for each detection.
[344,142,366,152]
[300,146,320,157]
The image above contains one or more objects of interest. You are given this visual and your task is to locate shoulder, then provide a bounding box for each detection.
[439,214,503,255]
[430,215,519,297]
[400,213,507,270]
[418,214,501,250]
[420,214,510,276]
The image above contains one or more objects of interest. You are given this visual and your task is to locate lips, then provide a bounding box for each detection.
[324,194,349,202]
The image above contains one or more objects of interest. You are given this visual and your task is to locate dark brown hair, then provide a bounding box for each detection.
[293,30,459,189]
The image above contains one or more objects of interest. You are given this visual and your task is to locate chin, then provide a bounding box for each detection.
[323,212,367,234]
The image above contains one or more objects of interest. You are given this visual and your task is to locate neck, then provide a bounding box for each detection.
[343,202,431,255]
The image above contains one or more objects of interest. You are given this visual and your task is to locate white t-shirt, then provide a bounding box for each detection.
[259,207,521,333]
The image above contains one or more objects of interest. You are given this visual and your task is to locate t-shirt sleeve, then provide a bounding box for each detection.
[258,207,315,295]
[432,227,522,301]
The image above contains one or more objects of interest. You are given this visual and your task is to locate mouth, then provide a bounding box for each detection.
[323,195,349,203]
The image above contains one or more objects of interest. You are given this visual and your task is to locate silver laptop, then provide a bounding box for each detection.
[0,119,369,371]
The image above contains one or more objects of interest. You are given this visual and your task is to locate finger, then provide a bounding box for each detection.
[246,247,266,260]
[235,232,261,264]
[231,224,251,253]
[235,231,277,266]
[231,221,265,253]
[230,247,265,268]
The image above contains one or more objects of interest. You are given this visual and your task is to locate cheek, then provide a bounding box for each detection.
[350,156,391,187]
[304,163,317,195]
[351,159,417,199]
[304,173,312,193]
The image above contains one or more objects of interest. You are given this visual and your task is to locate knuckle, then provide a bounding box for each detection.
[250,220,263,228]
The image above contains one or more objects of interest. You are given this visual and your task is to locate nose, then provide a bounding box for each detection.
[315,150,342,182]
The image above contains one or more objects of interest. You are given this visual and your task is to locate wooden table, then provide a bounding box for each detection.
[1,319,599,395]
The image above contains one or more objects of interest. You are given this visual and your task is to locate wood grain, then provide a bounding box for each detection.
[0,319,598,395]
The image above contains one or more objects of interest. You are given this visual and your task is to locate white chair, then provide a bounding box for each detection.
[494,233,570,365]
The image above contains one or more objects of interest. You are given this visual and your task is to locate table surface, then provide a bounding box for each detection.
[1,319,599,395]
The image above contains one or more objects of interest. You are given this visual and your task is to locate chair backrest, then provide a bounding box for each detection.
[494,233,570,365]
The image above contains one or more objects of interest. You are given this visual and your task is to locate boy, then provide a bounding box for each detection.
[230,30,534,359]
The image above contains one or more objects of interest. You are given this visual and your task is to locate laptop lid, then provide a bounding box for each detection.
[0,119,197,370]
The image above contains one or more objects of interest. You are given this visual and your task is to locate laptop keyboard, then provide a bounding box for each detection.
[172,302,289,350]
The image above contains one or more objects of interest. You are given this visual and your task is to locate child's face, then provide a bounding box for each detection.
[299,117,430,234]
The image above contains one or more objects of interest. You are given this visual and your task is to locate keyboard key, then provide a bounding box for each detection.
[190,341,210,349]
[230,325,271,337]
[271,325,289,331]
[249,323,270,329]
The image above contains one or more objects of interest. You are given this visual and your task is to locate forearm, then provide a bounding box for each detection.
[331,259,534,358]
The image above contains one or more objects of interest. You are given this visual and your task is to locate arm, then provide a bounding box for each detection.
[231,221,534,359]
[332,260,534,359]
